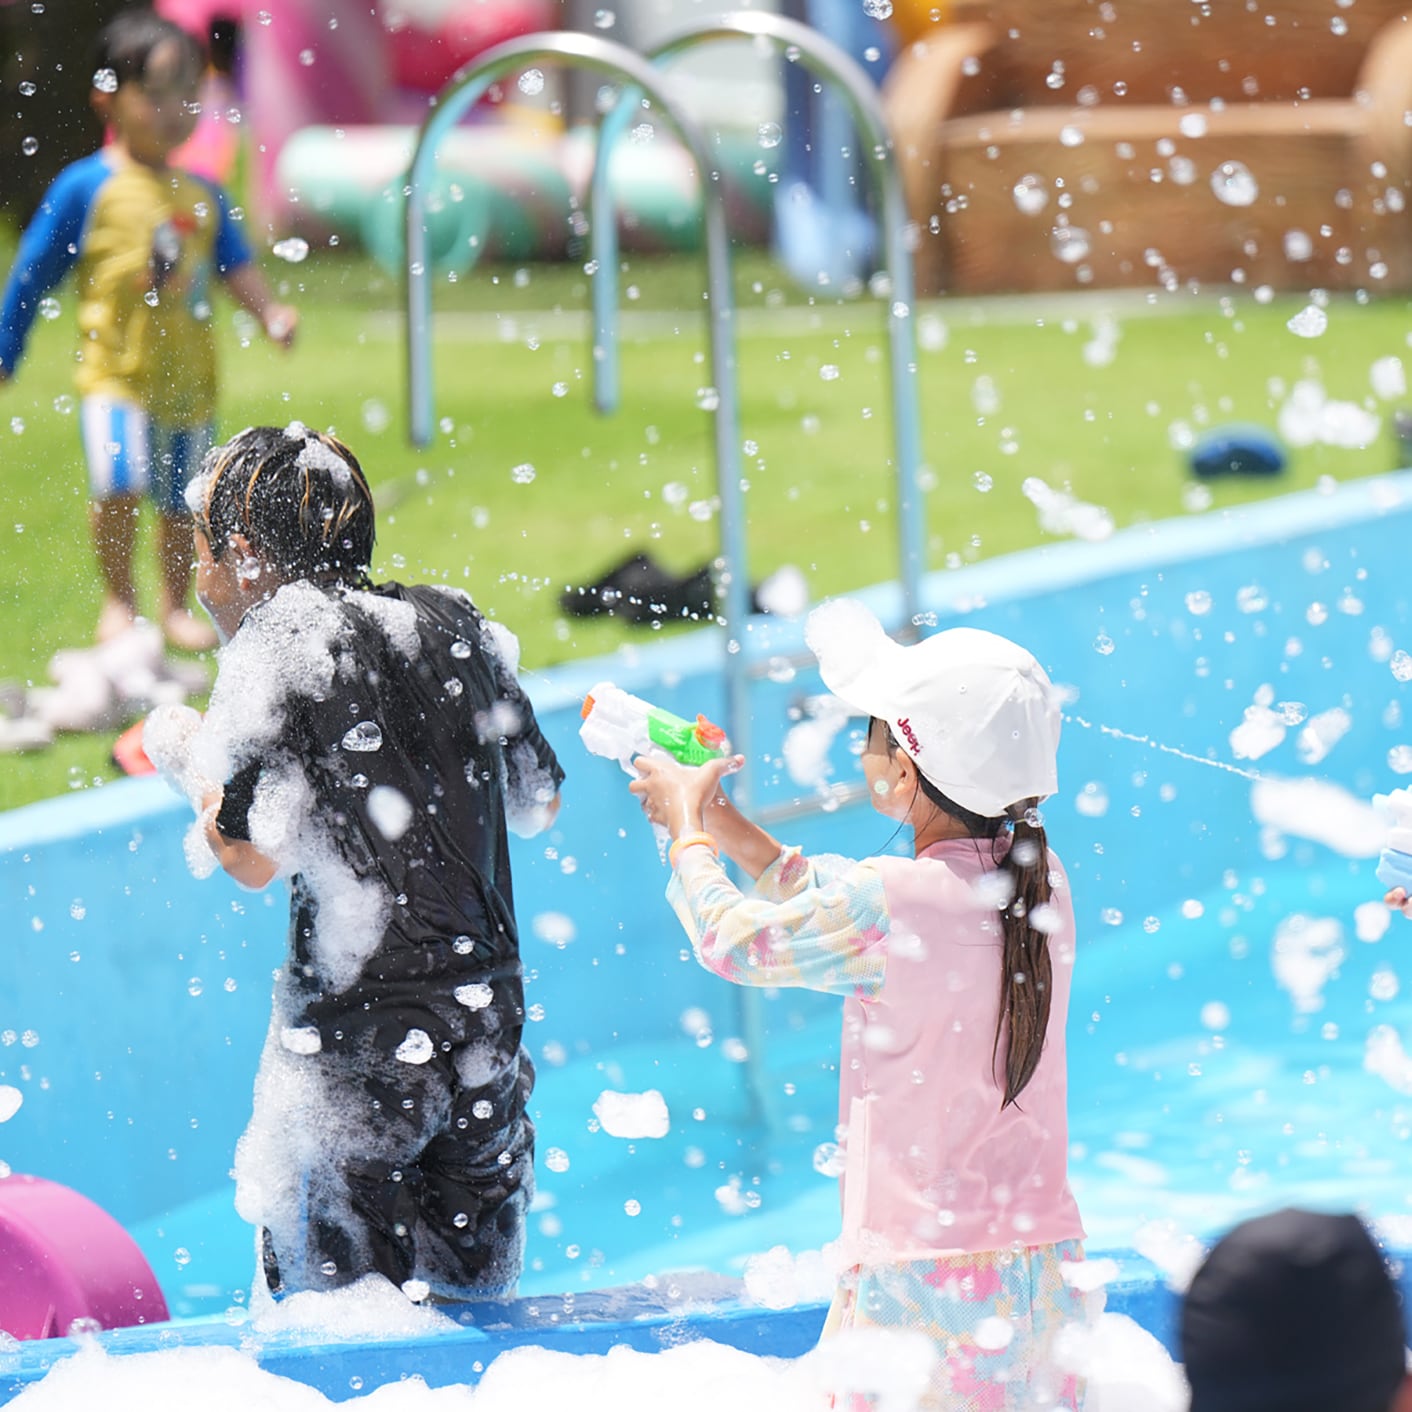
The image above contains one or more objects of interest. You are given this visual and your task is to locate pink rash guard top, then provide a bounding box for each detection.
[667,836,1084,1266]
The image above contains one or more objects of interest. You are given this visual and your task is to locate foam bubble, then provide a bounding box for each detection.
[592,1089,670,1139]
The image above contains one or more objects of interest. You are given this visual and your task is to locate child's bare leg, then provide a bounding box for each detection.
[156,509,216,651]
[90,494,140,642]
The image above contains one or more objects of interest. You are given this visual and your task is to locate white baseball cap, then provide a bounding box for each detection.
[805,598,1061,818]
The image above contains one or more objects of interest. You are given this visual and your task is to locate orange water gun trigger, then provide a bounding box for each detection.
[694,715,727,750]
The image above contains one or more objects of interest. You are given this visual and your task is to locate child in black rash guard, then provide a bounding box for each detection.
[144,423,563,1301]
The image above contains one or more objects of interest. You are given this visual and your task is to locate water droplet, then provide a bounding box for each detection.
[18,80,35,97]
[510,462,536,484]
[551,381,568,397]
[1059,124,1084,147]
[1168,155,1197,185]
[143,290,159,307]
[39,297,60,322]
[173,1247,191,1267]
[1093,631,1115,655]
[1391,650,1412,682]
[695,386,720,411]
[1389,745,1412,773]
[450,640,472,659]
[1283,229,1313,262]
[257,8,271,23]
[819,364,840,381]
[342,721,384,752]
[187,977,203,997]
[624,1198,641,1216]
[1210,160,1258,207]
[1185,590,1213,616]
[21,136,38,157]
[863,0,894,15]
[1101,907,1124,926]
[272,237,308,263]
[518,69,545,96]
[1371,969,1399,1001]
[1178,112,1207,138]
[757,121,782,149]
[593,7,615,27]
[1051,227,1091,264]
[1012,174,1048,214]
[1075,782,1109,817]
[973,470,993,492]
[298,48,315,67]
[545,1147,570,1173]
[1286,304,1328,338]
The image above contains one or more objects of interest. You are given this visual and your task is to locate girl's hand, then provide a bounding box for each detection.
[629,753,744,840]
[1386,887,1412,918]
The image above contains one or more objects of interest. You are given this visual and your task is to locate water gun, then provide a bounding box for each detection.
[579,681,728,774]
[1374,787,1412,893]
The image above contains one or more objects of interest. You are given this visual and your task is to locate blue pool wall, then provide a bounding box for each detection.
[3,473,1412,1319]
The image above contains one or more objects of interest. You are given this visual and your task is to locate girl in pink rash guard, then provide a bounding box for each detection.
[628,599,1090,1412]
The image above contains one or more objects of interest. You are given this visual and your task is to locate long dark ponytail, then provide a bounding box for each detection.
[882,723,1054,1109]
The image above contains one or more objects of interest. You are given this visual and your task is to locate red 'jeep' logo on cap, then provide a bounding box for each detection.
[896,717,922,754]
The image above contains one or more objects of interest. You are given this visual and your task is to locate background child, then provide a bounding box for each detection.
[628,600,1089,1410]
[0,9,296,651]
[145,423,563,1301]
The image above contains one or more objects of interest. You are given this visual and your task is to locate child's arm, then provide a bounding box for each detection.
[667,844,888,997]
[701,779,786,881]
[0,163,96,380]
[209,184,297,347]
[630,753,889,994]
[224,263,298,347]
[201,787,278,889]
[631,752,782,879]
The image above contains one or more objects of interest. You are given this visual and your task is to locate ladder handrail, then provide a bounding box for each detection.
[404,28,753,805]
[587,10,928,633]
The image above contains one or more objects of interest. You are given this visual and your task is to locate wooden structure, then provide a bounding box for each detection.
[883,0,1412,294]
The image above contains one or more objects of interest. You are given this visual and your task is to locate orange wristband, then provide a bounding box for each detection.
[668,831,718,869]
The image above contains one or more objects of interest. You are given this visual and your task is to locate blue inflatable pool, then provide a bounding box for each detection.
[4,474,1412,1399]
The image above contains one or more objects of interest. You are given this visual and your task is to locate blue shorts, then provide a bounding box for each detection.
[79,395,214,516]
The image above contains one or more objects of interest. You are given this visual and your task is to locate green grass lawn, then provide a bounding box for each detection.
[1,237,1407,810]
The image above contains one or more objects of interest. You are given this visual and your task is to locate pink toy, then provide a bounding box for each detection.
[0,1174,169,1341]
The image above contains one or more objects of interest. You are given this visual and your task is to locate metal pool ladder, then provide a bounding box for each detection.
[403,17,928,823]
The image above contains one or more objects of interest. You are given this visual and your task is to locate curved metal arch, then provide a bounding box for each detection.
[588,10,927,629]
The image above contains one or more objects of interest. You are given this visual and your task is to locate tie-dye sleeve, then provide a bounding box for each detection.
[751,844,868,902]
[665,846,888,999]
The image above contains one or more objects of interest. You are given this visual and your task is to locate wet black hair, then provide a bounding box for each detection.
[874,718,1054,1111]
[193,424,376,586]
[93,9,205,91]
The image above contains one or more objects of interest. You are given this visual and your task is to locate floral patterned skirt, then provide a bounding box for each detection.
[821,1239,1092,1411]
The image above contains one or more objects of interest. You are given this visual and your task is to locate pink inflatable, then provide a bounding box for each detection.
[0,1174,169,1341]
